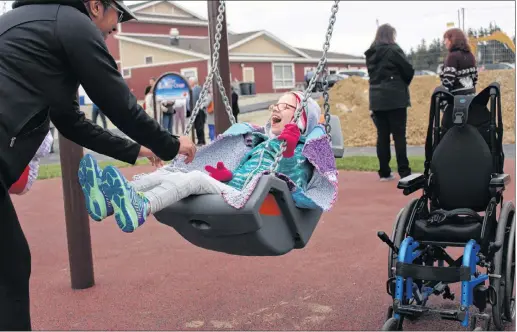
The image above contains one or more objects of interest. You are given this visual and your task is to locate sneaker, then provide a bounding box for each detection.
[380,174,395,182]
[78,154,113,221]
[101,166,149,233]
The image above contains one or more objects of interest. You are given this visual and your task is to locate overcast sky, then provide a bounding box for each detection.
[2,1,515,56]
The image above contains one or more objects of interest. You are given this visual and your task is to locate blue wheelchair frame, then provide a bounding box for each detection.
[394,237,489,327]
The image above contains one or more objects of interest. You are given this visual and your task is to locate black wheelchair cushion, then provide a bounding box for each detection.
[430,124,493,211]
[412,215,482,243]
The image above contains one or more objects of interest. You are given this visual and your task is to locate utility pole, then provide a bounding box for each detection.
[461,8,465,32]
[458,9,461,28]
[207,1,232,136]
[376,18,379,28]
[59,94,95,290]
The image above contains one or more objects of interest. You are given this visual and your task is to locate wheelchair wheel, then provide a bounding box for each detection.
[381,317,403,331]
[503,207,515,322]
[388,198,419,279]
[491,201,515,330]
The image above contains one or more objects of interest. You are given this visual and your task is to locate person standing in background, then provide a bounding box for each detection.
[205,89,215,142]
[231,87,240,123]
[91,103,108,129]
[364,23,414,182]
[189,77,206,146]
[144,77,155,97]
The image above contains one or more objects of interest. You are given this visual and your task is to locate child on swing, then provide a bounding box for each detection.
[79,91,326,233]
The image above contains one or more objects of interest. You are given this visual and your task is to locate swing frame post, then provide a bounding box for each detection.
[207,0,232,135]
[59,94,95,290]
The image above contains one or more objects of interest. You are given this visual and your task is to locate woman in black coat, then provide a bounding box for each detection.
[365,23,414,181]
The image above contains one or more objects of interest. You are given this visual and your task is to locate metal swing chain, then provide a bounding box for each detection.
[183,1,235,136]
[1,1,6,15]
[183,0,234,136]
[269,0,339,173]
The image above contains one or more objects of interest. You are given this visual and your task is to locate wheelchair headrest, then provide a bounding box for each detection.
[452,95,475,127]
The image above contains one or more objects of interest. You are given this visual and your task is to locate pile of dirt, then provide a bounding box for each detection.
[318,70,515,147]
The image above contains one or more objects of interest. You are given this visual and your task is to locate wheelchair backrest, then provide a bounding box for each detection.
[430,123,493,212]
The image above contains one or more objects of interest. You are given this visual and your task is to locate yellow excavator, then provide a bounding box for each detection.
[468,30,516,56]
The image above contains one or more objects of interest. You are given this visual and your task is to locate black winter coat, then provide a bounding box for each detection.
[0,0,180,187]
[364,43,415,111]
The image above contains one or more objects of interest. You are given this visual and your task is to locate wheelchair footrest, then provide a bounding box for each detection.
[395,304,430,315]
[394,304,466,322]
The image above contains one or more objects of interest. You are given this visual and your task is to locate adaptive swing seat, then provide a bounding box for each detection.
[153,122,338,256]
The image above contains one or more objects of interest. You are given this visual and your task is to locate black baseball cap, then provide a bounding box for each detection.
[112,0,137,22]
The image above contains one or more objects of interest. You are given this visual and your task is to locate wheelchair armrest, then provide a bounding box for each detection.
[397,173,426,196]
[489,173,510,194]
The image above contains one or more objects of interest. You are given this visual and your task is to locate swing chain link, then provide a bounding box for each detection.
[183,0,234,136]
[322,65,332,139]
[1,1,7,15]
[269,0,339,173]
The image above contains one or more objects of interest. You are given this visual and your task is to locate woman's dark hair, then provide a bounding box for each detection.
[373,24,396,46]
[443,28,471,52]
[144,86,151,95]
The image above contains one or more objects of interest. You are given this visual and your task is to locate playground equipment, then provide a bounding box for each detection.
[378,83,515,331]
[154,0,342,256]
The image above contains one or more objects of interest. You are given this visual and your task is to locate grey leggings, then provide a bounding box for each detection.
[131,170,234,214]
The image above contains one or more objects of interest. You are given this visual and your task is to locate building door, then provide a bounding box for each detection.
[242,67,255,82]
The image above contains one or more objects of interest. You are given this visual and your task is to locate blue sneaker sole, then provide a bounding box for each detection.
[78,154,113,221]
[101,166,145,233]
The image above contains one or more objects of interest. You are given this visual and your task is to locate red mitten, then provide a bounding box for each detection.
[9,165,30,195]
[205,161,233,182]
[278,123,301,158]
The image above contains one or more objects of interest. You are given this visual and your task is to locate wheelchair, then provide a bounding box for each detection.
[377,82,515,331]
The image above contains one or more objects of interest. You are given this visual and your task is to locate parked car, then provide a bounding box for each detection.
[480,63,515,71]
[338,69,369,80]
[415,70,437,76]
[312,73,348,92]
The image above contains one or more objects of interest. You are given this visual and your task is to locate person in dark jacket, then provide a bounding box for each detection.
[231,87,240,123]
[365,23,414,181]
[0,1,196,330]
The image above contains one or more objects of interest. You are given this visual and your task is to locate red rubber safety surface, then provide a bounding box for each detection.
[12,163,516,331]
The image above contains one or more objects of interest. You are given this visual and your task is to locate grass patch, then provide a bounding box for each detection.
[335,155,426,173]
[37,155,426,181]
[37,159,150,180]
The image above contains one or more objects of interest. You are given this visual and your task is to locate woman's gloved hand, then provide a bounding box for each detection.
[205,161,233,182]
[278,123,301,158]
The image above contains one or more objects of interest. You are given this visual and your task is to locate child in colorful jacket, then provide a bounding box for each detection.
[78,91,335,233]
[9,131,54,195]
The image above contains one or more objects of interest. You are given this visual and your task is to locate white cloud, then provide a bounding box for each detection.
[2,0,515,55]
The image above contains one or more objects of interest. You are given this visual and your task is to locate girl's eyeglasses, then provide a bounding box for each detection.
[268,103,296,112]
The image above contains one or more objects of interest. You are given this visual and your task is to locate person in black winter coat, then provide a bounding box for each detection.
[231,87,240,123]
[0,1,197,330]
[365,23,414,181]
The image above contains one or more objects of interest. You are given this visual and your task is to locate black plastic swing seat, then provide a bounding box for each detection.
[154,174,323,256]
[328,115,345,158]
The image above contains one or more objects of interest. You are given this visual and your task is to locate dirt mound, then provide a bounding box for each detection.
[319,70,515,147]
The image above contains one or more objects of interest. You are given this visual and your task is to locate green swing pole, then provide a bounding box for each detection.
[207,0,232,136]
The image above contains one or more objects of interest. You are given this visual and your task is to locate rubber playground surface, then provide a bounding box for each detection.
[14,163,516,331]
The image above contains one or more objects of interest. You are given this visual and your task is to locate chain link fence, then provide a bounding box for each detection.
[406,33,515,72]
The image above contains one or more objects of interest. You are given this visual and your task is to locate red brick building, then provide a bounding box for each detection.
[108,1,366,100]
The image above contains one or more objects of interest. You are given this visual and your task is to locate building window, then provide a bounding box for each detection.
[272,63,294,89]
[242,67,255,82]
[122,68,131,78]
[145,56,153,65]
[180,67,198,80]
